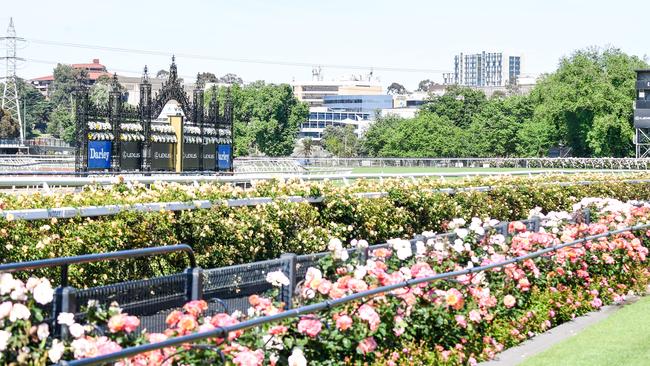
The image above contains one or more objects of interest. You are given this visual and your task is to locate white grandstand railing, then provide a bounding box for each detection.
[237,157,650,169]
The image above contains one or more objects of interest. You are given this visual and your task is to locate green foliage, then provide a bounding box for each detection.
[366,46,649,158]
[46,105,75,143]
[0,108,20,139]
[2,174,650,287]
[322,125,360,157]
[206,82,308,156]
[15,79,52,136]
[387,82,407,95]
[49,64,87,107]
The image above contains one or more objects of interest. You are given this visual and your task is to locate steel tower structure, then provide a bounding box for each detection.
[1,17,25,143]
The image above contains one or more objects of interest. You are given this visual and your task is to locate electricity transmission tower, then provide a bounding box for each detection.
[1,17,25,143]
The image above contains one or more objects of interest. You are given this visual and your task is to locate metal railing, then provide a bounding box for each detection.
[60,214,647,366]
[0,245,197,334]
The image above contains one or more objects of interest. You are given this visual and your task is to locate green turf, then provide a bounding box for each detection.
[520,296,650,366]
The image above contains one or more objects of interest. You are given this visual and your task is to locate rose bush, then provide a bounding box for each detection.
[3,174,650,288]
[1,196,649,365]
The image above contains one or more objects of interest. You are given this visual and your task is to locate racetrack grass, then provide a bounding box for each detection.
[520,296,650,366]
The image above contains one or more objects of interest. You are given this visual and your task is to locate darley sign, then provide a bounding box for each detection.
[217,144,231,170]
[88,141,112,169]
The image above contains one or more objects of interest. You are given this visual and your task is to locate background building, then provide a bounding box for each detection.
[443,52,522,87]
[31,59,110,97]
[292,75,383,107]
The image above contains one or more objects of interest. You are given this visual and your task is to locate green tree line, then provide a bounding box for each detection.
[362,47,648,158]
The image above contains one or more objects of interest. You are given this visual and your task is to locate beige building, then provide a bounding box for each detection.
[291,80,383,107]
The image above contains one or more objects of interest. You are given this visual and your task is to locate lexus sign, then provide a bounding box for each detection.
[634,109,650,128]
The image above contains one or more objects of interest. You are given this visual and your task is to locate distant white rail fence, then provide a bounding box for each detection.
[238,157,650,170]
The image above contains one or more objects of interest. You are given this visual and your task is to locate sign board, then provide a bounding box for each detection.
[120,142,141,171]
[217,144,231,170]
[88,141,112,169]
[634,109,650,128]
[182,143,201,171]
[203,143,216,170]
[151,142,175,171]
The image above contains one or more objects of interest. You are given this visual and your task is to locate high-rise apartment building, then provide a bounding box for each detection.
[443,52,521,87]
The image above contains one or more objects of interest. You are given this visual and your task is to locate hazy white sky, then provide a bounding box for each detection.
[2,0,648,90]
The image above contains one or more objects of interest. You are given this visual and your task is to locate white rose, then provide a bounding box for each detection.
[474,227,485,236]
[48,339,65,363]
[26,277,41,290]
[415,241,426,256]
[9,303,30,322]
[455,228,469,239]
[354,266,367,280]
[357,239,369,249]
[396,246,412,260]
[288,348,307,366]
[0,273,18,295]
[305,267,322,284]
[10,284,28,301]
[452,239,465,253]
[265,271,290,287]
[33,279,54,305]
[0,301,12,319]
[37,323,49,340]
[337,248,349,262]
[434,240,446,252]
[69,322,85,338]
[57,312,75,326]
[328,238,343,252]
[0,330,10,352]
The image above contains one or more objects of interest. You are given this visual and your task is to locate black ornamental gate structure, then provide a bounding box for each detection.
[75,57,234,173]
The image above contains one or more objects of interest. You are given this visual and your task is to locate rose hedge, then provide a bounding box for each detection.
[1,197,649,365]
[2,174,650,287]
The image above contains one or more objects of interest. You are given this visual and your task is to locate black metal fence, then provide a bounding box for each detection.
[1,215,545,336]
[60,209,638,366]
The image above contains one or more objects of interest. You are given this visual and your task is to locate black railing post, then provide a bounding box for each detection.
[584,208,591,225]
[53,286,77,336]
[532,216,541,232]
[280,253,297,309]
[185,267,204,301]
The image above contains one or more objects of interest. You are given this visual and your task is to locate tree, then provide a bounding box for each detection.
[17,79,52,136]
[387,82,407,95]
[197,72,218,85]
[218,73,243,85]
[89,75,125,107]
[362,115,404,157]
[421,85,488,128]
[205,81,308,156]
[322,125,359,157]
[0,108,20,139]
[301,138,314,158]
[156,69,169,79]
[530,47,648,157]
[50,64,88,107]
[47,105,75,143]
[417,79,437,92]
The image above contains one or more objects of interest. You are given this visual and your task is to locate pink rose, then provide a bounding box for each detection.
[269,325,288,335]
[336,315,353,331]
[469,310,481,323]
[358,304,380,331]
[455,315,467,328]
[317,280,332,295]
[233,349,264,366]
[503,295,516,308]
[297,317,322,338]
[123,316,140,333]
[357,336,377,354]
[183,300,208,317]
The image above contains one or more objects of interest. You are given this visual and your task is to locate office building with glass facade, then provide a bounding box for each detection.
[443,52,521,87]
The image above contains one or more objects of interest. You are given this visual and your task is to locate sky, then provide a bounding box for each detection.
[1,0,648,90]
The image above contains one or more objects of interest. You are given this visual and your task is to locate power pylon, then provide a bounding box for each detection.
[1,17,25,143]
